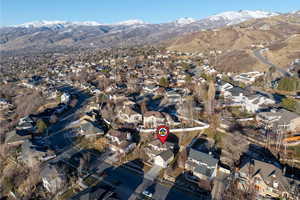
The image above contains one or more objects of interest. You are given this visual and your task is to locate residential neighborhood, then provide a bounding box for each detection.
[1,46,299,200]
[1,2,300,200]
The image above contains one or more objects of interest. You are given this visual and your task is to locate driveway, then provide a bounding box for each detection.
[145,165,162,181]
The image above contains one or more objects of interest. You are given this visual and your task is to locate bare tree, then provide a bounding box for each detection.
[222,179,256,200]
[140,100,148,114]
[206,80,216,115]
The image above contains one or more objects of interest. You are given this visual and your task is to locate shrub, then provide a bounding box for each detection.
[277,77,300,91]
[159,77,169,88]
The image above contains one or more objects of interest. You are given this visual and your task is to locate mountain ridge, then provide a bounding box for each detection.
[8,10,278,28]
[0,10,286,54]
[165,11,300,72]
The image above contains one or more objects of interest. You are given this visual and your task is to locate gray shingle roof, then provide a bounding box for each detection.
[195,165,214,177]
[228,87,245,96]
[80,122,104,135]
[258,108,300,125]
[158,149,174,162]
[189,149,218,167]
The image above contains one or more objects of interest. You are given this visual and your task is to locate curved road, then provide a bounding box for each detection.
[253,49,291,77]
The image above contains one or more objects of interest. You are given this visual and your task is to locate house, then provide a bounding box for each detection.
[79,121,105,138]
[143,85,159,94]
[106,130,136,154]
[154,150,174,168]
[145,139,176,160]
[41,164,67,194]
[237,159,298,199]
[21,140,56,167]
[117,105,143,125]
[16,115,36,133]
[46,89,59,100]
[5,130,32,146]
[224,87,275,113]
[243,94,275,113]
[225,86,248,100]
[257,109,300,132]
[143,111,166,128]
[233,71,264,85]
[185,149,218,181]
[216,81,233,95]
[0,98,12,110]
[165,90,182,104]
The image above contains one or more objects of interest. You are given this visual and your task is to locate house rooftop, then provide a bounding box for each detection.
[144,111,164,118]
[258,108,299,124]
[158,149,174,162]
[188,148,218,167]
[240,159,290,192]
[80,121,104,135]
[195,164,214,178]
[148,139,176,149]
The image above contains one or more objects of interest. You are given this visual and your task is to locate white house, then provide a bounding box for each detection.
[117,105,143,124]
[143,111,166,128]
[243,94,275,113]
[233,71,264,85]
[143,85,159,94]
[224,87,275,113]
[154,150,174,168]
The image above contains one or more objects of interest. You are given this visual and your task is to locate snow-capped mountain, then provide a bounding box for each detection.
[15,20,103,28]
[207,10,279,25]
[11,10,279,29]
[174,17,197,25]
[14,19,146,28]
[1,10,286,54]
[114,19,146,26]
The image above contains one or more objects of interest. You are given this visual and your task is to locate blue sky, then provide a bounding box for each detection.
[1,0,299,26]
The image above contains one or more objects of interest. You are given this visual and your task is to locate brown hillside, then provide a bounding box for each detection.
[165,12,300,72]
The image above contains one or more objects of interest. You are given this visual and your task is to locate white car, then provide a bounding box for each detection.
[142,190,153,198]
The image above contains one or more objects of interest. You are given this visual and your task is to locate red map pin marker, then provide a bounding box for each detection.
[156,125,170,144]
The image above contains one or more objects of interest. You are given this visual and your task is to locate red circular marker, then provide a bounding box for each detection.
[156,125,170,144]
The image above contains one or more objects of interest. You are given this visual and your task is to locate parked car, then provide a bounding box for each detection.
[142,184,155,198]
[142,190,153,198]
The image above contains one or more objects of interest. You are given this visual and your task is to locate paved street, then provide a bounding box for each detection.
[42,85,90,153]
[253,49,291,76]
[107,166,203,200]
